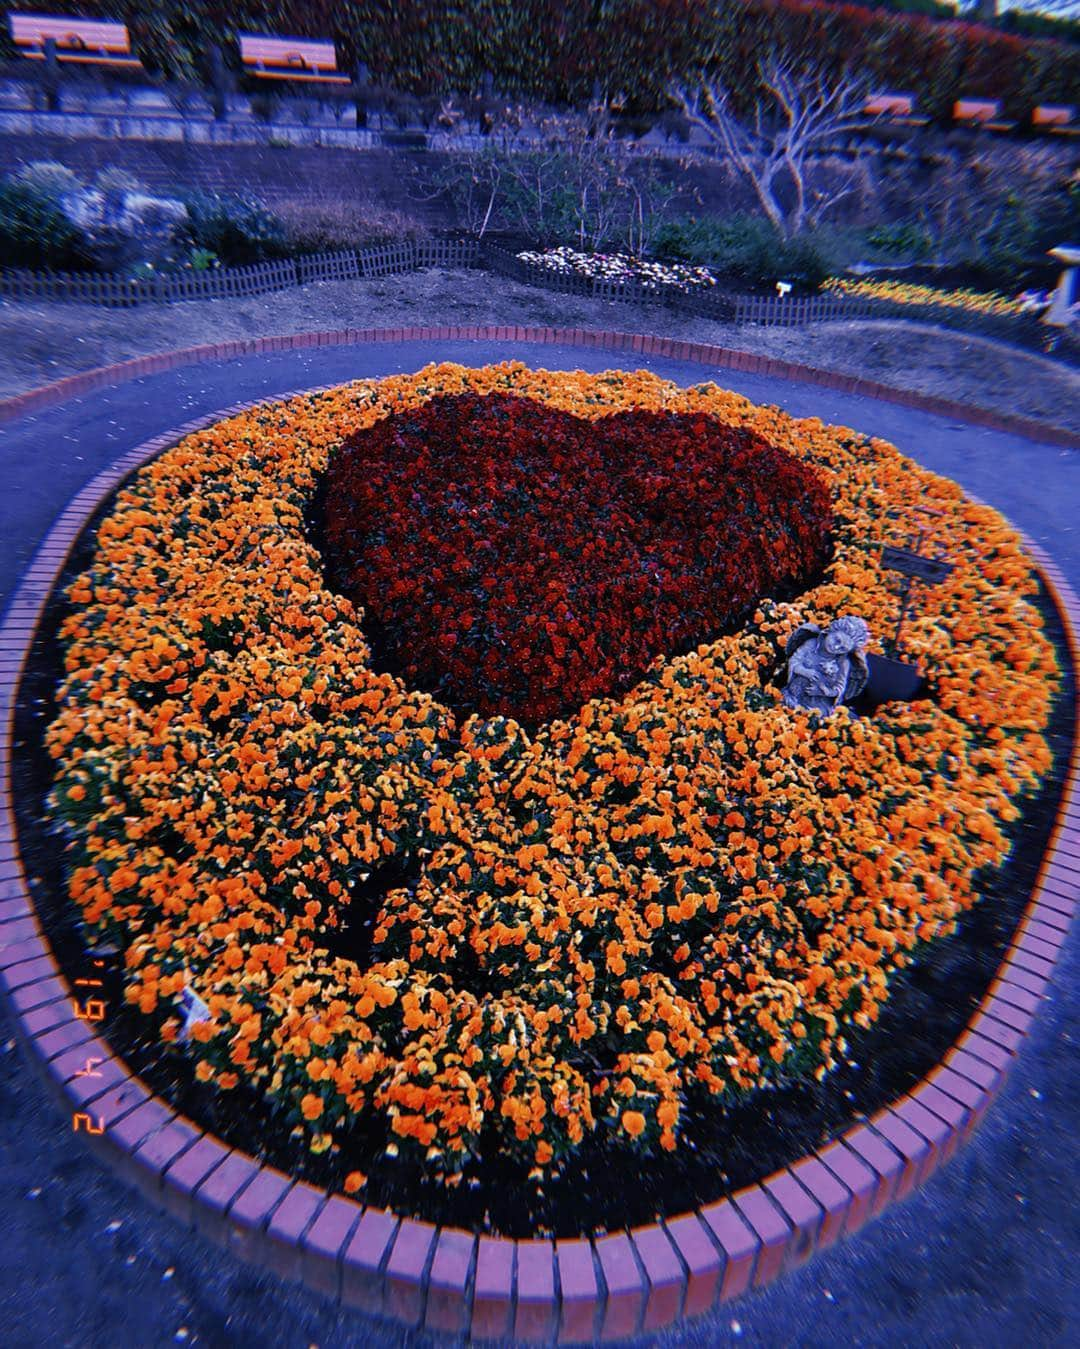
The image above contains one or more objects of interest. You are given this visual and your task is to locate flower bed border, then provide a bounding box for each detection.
[0,324,1076,449]
[0,330,1077,1343]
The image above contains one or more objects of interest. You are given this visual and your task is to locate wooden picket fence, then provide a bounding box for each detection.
[733,293,875,325]
[0,235,1072,364]
[0,237,481,308]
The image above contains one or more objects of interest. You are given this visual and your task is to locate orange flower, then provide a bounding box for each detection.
[657,1100,678,1129]
[48,360,1058,1185]
[343,1171,367,1194]
[622,1110,647,1138]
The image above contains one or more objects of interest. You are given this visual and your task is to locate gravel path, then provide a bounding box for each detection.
[0,339,1077,1349]
[1,268,1078,434]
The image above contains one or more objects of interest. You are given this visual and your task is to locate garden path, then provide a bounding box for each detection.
[0,340,1076,1348]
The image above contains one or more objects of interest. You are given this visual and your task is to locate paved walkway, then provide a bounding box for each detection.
[1,341,1076,1348]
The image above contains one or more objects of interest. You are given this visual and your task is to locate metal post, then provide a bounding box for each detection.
[209,44,227,122]
[43,36,60,113]
[354,60,369,128]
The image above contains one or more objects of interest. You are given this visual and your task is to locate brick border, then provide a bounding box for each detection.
[0,325,1076,449]
[1,344,1077,1344]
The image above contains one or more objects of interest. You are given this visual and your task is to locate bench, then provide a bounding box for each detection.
[239,33,350,84]
[1032,104,1078,136]
[862,93,928,126]
[9,13,141,67]
[953,98,1014,131]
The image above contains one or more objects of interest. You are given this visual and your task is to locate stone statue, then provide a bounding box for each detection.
[781,615,870,715]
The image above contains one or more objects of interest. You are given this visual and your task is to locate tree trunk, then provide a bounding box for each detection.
[752,164,789,239]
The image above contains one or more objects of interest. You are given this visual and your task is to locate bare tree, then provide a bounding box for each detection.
[669,58,876,238]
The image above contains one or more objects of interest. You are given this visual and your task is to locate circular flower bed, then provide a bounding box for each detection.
[46,362,1059,1214]
[322,391,832,726]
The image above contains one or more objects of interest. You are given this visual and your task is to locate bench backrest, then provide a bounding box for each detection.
[954,98,1001,123]
[1032,104,1074,128]
[864,93,915,118]
[9,13,135,62]
[239,32,341,77]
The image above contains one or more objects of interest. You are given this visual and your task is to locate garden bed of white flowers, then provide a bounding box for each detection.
[515,245,719,293]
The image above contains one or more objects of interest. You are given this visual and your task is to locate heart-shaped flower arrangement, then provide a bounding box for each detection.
[321,393,833,726]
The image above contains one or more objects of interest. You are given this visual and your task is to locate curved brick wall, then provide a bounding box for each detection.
[0,324,1077,449]
[1,332,1077,1343]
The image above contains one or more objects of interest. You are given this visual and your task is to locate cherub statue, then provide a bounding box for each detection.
[781,615,870,715]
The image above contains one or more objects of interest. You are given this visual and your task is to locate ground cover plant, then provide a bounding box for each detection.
[514,245,719,293]
[322,391,831,726]
[821,275,1038,316]
[43,363,1060,1224]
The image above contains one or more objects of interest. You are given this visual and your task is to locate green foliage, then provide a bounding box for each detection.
[866,219,933,259]
[179,191,288,265]
[652,214,839,288]
[996,7,1080,48]
[0,179,94,270]
[979,191,1038,285]
[188,247,220,271]
[10,161,80,203]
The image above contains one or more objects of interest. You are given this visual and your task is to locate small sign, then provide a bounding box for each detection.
[880,545,953,585]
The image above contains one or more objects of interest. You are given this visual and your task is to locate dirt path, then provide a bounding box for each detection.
[2,268,1077,434]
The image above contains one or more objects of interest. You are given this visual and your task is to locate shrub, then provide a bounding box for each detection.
[10,160,80,203]
[93,166,142,197]
[0,178,93,270]
[249,92,281,123]
[275,199,430,253]
[652,214,838,289]
[866,219,934,260]
[18,2,1079,120]
[179,191,288,265]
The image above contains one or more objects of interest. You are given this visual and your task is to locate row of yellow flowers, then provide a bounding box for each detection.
[821,276,1032,318]
[47,363,1059,1190]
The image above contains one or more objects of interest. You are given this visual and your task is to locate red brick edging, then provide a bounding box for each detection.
[0,324,1077,448]
[0,345,1078,1343]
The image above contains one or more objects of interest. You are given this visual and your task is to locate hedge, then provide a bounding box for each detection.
[2,1,1077,119]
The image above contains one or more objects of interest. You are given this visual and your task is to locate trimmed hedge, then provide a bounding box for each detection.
[2,1,1077,121]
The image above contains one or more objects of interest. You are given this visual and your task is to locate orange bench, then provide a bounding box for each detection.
[953,98,1014,131]
[1033,104,1077,136]
[238,33,350,84]
[863,93,928,126]
[9,12,141,67]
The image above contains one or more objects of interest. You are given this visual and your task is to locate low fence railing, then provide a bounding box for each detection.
[1,237,1074,365]
[484,246,1074,360]
[0,238,481,307]
[742,292,1066,358]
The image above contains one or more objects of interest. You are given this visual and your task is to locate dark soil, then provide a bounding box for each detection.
[11,471,1075,1240]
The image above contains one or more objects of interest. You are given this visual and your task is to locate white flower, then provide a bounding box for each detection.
[516,246,717,292]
